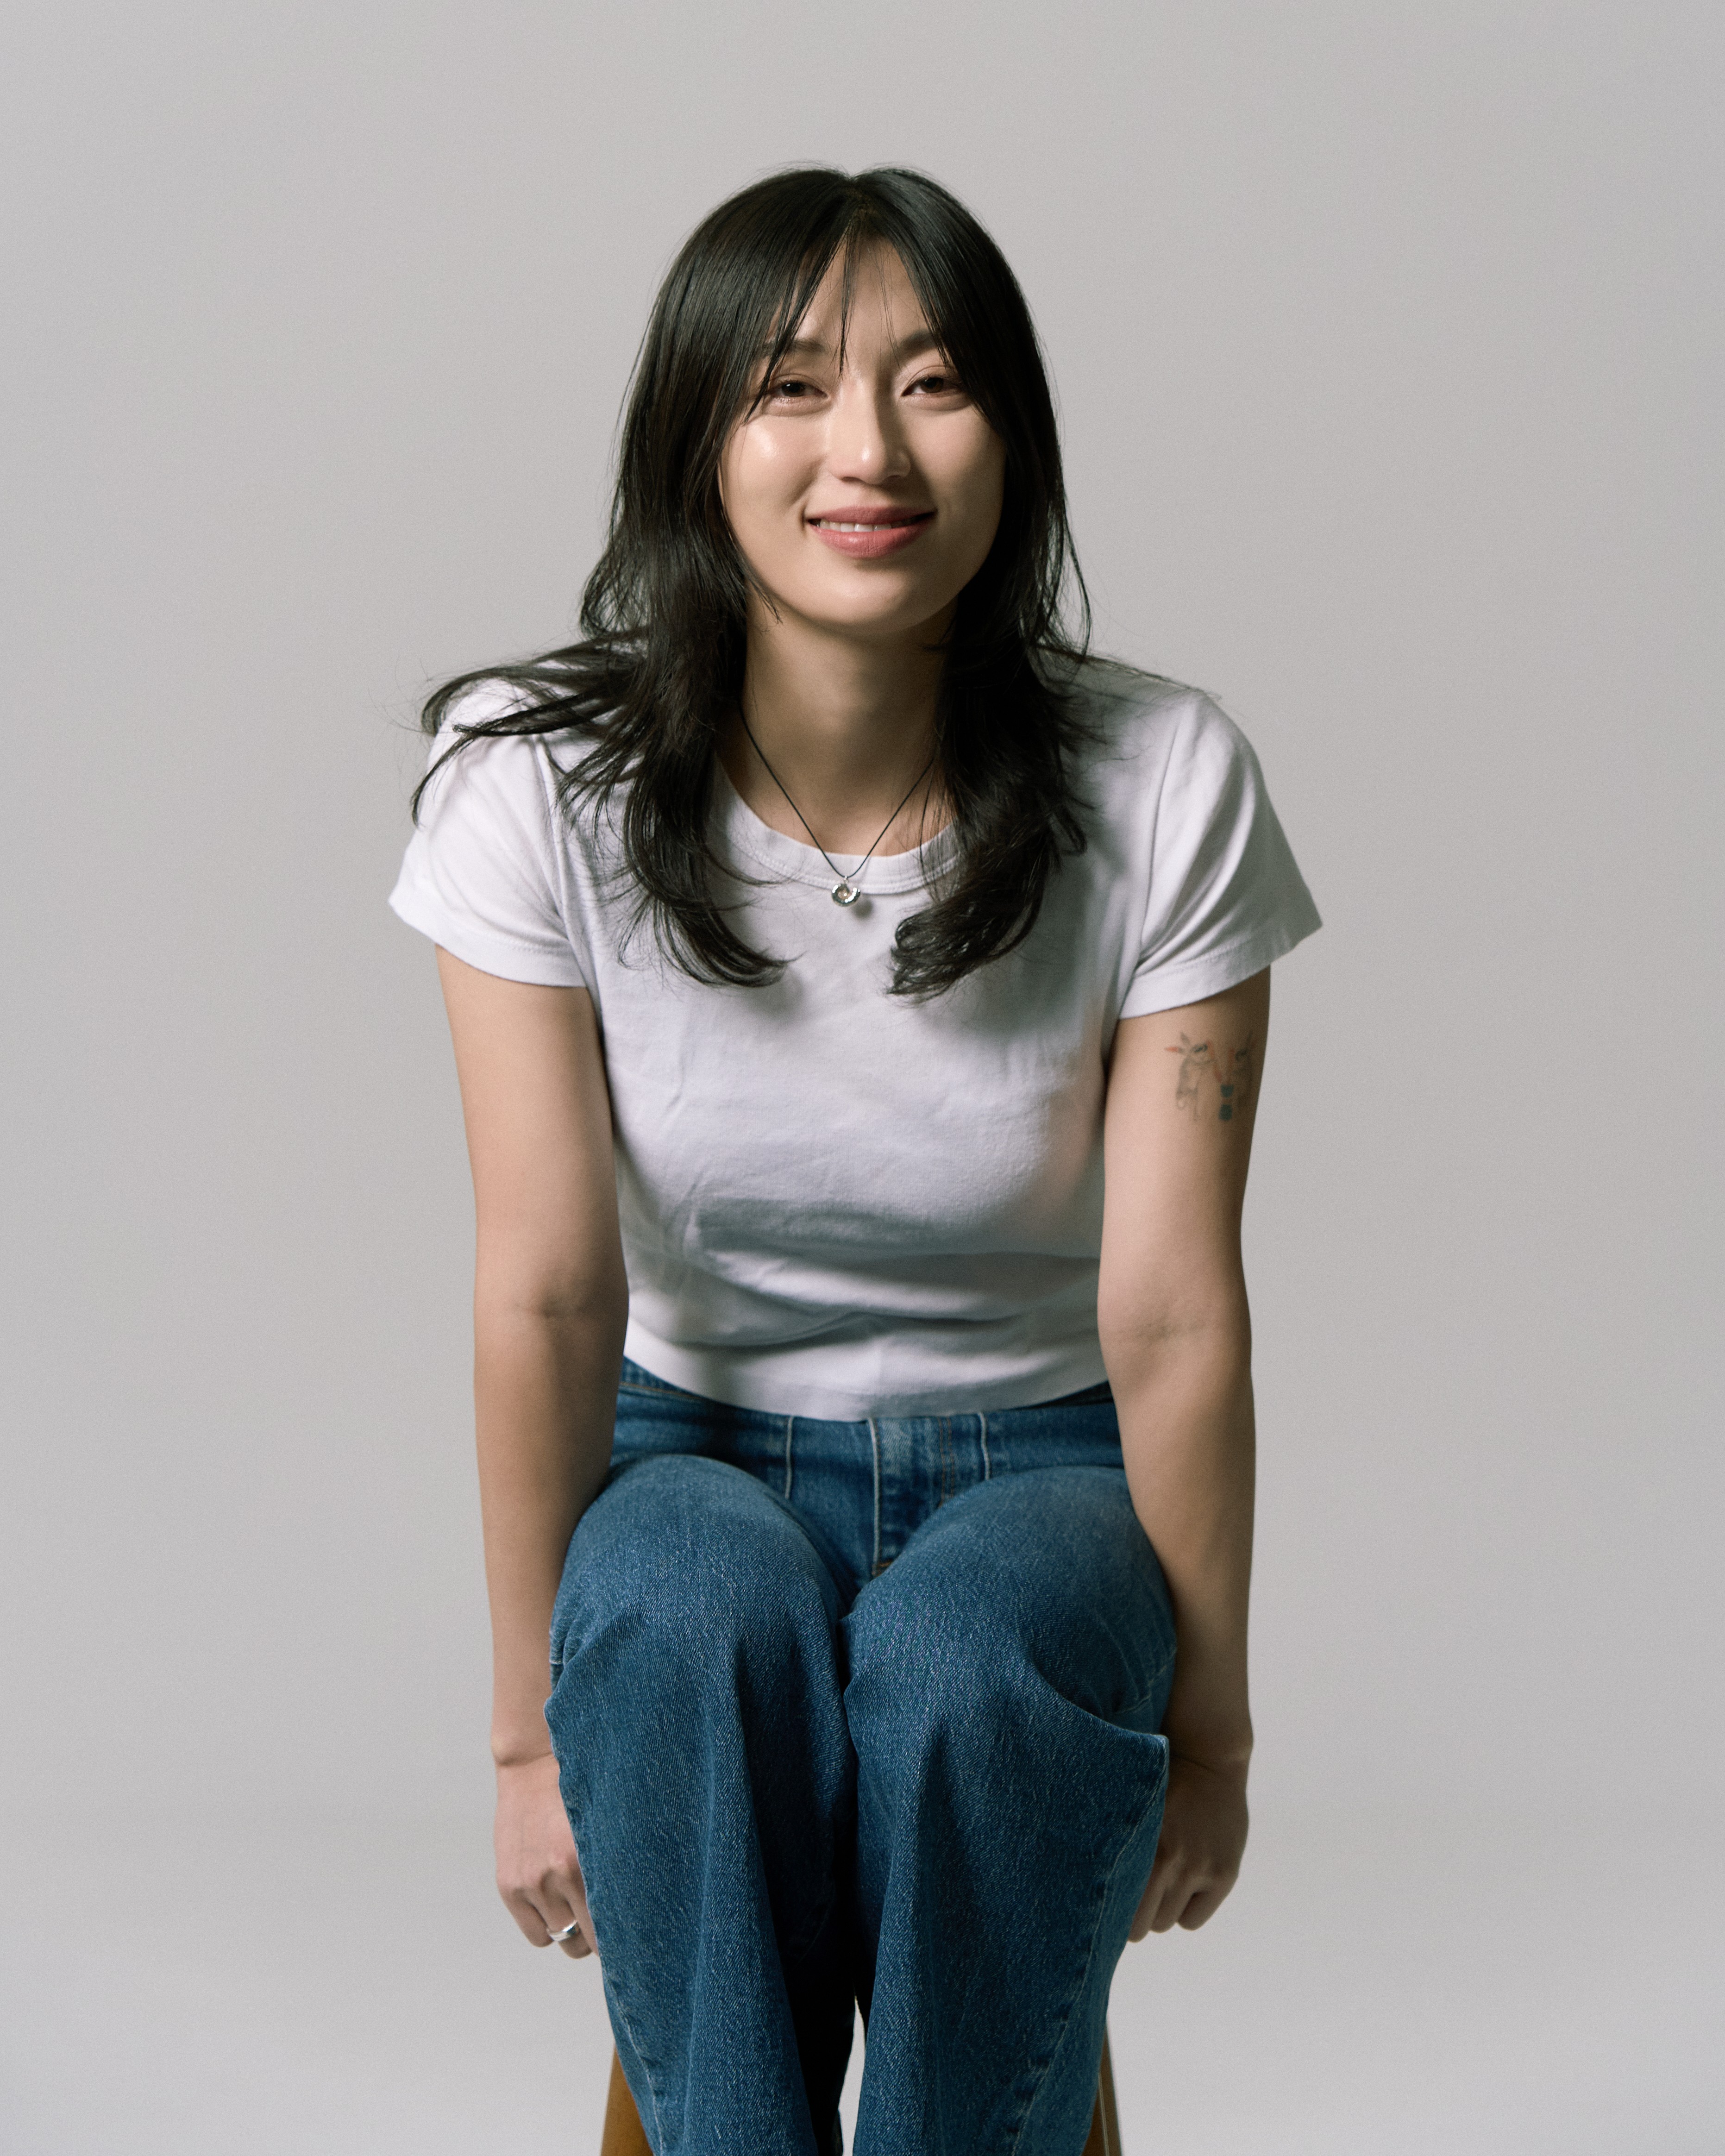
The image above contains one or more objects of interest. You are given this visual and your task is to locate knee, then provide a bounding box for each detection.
[842,1528,1025,1762]
[842,1473,1174,1763]
[551,1455,841,1705]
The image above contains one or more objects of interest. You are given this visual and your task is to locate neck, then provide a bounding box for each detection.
[720,598,950,856]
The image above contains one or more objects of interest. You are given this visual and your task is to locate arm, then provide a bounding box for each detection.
[1099,966,1269,1936]
[436,947,629,1958]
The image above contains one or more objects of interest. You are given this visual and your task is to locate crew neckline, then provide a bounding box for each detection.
[715,765,960,894]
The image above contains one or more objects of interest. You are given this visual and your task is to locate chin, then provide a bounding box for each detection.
[776,580,923,629]
[816,601,943,642]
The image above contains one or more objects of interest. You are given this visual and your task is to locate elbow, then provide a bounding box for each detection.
[1097,1288,1252,1398]
[474,1255,630,1335]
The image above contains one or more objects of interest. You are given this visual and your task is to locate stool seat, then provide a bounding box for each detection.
[600,2031,1122,2153]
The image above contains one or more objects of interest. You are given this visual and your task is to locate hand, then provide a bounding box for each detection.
[1129,1751,1248,1938]
[494,1751,595,1960]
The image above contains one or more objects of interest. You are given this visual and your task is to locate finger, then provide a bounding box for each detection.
[1148,1872,1194,1933]
[554,1857,596,1957]
[543,1909,592,1959]
[502,1878,585,1952]
[1151,1867,1232,1933]
[536,1864,596,1960]
[1129,1854,1177,1942]
[1176,1883,1229,1931]
[521,1893,584,1956]
[503,1886,556,1947]
[500,1847,589,1941]
[539,1891,592,1959]
[1131,1830,1187,1939]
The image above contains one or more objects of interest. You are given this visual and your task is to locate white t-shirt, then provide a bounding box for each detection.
[390,663,1321,1418]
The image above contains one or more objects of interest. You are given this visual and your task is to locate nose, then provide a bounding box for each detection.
[827,371,910,485]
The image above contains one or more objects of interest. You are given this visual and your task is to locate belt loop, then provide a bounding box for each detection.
[979,1410,991,1482]
[783,1416,795,1504]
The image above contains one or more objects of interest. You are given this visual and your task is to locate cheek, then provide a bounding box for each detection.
[724,430,803,549]
[945,430,1006,556]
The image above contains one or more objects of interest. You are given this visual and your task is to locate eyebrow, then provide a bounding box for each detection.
[763,329,946,364]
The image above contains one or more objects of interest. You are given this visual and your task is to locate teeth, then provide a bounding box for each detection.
[815,520,916,531]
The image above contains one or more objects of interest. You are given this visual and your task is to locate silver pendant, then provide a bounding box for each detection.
[831,881,860,907]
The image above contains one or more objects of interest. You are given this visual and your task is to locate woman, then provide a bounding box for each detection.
[391,166,1319,2156]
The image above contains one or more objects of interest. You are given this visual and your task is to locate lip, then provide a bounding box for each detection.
[806,508,935,559]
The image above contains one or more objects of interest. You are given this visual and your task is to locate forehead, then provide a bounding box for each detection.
[786,242,930,350]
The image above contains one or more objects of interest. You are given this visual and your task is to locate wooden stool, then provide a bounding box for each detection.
[600,2030,1122,2154]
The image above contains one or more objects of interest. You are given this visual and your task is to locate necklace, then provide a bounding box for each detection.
[737,713,937,907]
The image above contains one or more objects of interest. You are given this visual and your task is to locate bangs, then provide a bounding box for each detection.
[714,175,1018,443]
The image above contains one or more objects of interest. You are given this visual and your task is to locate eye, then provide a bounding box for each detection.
[907,368,962,396]
[766,375,820,402]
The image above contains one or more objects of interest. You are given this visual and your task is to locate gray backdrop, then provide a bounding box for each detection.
[4,4,1720,2151]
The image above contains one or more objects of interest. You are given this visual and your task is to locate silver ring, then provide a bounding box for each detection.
[548,1920,581,1944]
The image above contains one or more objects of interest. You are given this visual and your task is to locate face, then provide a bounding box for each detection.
[718,245,1007,645]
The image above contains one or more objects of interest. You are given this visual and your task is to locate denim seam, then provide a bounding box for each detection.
[1004,1743,1168,2154]
[1116,1648,1178,1718]
[782,1416,795,1504]
[601,1967,669,2156]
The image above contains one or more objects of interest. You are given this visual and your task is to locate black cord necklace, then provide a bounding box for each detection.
[737,713,937,907]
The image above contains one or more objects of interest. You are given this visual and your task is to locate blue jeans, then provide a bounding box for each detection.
[546,1360,1176,2156]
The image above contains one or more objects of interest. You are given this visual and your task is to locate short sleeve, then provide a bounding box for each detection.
[1119,695,1322,1018]
[388,711,593,990]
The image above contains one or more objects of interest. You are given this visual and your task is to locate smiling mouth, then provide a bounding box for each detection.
[807,513,933,531]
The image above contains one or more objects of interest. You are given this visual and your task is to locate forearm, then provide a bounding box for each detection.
[476,1286,627,1766]
[1103,1317,1255,1771]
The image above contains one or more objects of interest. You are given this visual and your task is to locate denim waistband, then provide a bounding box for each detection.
[609,1357,1124,1590]
[616,1356,1113,1414]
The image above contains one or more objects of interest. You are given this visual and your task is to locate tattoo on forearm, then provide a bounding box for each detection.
[1166,1031,1255,1123]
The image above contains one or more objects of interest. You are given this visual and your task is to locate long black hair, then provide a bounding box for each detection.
[416,165,1094,999]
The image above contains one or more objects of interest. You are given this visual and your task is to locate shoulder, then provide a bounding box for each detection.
[422,676,583,786]
[1078,659,1321,1013]
[393,676,602,987]
[1064,658,1261,816]
[415,675,607,849]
